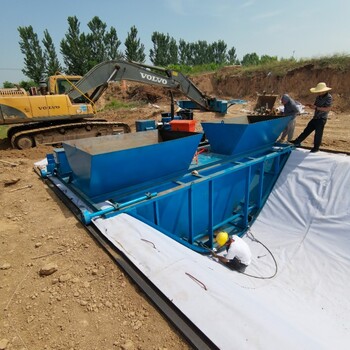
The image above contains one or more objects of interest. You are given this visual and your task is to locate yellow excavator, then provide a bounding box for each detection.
[0,60,228,149]
[0,72,131,149]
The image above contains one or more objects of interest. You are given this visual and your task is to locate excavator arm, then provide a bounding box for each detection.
[67,60,224,112]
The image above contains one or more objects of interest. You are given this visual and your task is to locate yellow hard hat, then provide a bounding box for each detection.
[216,231,229,247]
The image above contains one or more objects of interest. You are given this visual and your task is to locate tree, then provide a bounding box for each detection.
[168,37,178,65]
[61,16,123,73]
[192,40,209,65]
[18,25,46,84]
[86,16,107,66]
[227,46,239,65]
[104,27,123,60]
[86,18,122,63]
[19,16,123,80]
[241,52,260,66]
[124,26,145,63]
[178,39,192,65]
[209,40,227,64]
[2,81,15,88]
[260,55,278,64]
[42,29,62,76]
[3,80,36,89]
[149,32,178,66]
[19,80,36,90]
[60,16,90,75]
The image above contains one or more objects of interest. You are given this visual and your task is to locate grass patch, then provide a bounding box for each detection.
[165,54,350,79]
[100,99,143,111]
[168,63,225,75]
[225,54,350,77]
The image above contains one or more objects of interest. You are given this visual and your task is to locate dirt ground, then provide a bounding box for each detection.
[0,79,349,350]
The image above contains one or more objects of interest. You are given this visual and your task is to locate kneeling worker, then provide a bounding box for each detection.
[212,231,252,273]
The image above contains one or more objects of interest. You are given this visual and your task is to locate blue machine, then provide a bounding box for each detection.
[135,120,156,132]
[177,98,246,114]
[41,115,293,253]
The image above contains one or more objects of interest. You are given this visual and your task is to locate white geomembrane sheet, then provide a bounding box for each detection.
[93,149,350,350]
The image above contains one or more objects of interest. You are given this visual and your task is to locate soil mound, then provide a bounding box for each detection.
[191,64,350,112]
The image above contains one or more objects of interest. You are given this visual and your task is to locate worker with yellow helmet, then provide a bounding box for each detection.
[212,231,252,273]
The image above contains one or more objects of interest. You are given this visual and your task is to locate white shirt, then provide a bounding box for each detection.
[225,235,252,265]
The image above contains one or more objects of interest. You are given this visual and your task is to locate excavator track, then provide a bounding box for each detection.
[9,120,131,149]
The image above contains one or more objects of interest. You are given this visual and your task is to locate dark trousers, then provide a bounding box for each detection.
[227,257,248,273]
[295,118,327,151]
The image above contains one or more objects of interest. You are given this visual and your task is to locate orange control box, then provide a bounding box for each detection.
[170,120,196,132]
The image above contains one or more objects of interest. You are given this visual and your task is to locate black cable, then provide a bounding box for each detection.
[198,229,278,280]
[239,229,278,279]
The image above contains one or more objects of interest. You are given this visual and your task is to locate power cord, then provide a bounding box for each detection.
[240,229,278,279]
[199,229,278,280]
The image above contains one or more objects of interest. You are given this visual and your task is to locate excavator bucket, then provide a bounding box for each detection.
[252,94,278,115]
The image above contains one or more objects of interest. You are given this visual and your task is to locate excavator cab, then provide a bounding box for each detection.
[48,75,82,95]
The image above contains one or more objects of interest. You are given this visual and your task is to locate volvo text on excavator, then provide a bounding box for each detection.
[0,60,229,149]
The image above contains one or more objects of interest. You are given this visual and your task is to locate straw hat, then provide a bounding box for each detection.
[310,82,332,93]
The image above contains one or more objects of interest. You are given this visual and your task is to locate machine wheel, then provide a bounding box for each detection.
[15,135,35,149]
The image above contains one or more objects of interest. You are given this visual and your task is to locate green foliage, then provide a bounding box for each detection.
[104,27,123,60]
[227,47,239,64]
[191,40,209,65]
[124,26,146,63]
[150,32,178,66]
[178,39,231,66]
[237,54,350,77]
[43,29,62,76]
[178,39,192,65]
[2,81,15,88]
[61,16,123,75]
[18,25,45,84]
[304,53,350,70]
[19,80,36,90]
[60,16,91,75]
[241,52,260,66]
[210,40,227,64]
[86,16,108,66]
[2,80,36,90]
[17,16,236,80]
[260,55,278,64]
[86,16,122,66]
[167,63,225,75]
[16,15,350,87]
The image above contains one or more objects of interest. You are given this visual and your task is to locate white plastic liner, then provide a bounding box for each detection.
[90,148,350,349]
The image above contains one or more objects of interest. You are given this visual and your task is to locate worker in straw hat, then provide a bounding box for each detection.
[291,82,333,153]
[211,231,252,273]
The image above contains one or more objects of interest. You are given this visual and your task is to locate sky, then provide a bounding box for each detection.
[1,0,349,85]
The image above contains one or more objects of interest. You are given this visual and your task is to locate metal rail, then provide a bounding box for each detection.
[44,176,218,350]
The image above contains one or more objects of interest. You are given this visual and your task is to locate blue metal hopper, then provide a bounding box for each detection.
[201,115,291,156]
[62,129,202,198]
[41,114,294,255]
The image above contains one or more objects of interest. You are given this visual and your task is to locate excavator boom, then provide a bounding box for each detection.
[1,60,228,149]
[68,60,223,112]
